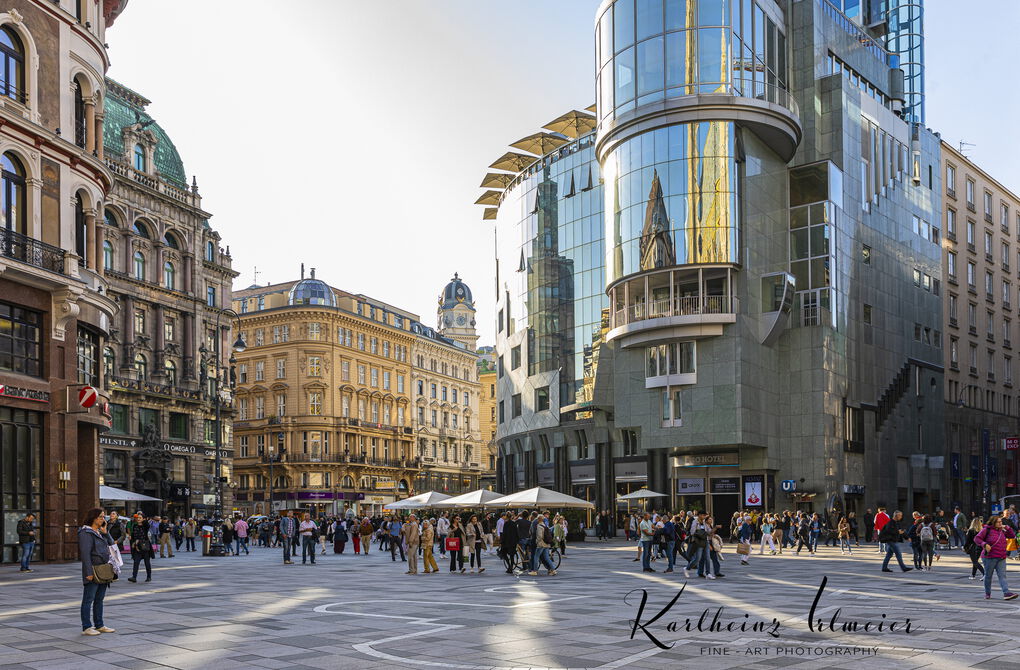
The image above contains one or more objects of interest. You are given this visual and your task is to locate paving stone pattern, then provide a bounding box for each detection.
[1,539,1017,669]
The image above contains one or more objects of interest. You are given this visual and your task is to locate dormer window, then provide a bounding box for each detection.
[133,143,145,171]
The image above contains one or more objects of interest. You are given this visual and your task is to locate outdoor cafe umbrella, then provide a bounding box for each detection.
[388,491,451,510]
[541,110,596,139]
[484,486,595,509]
[509,131,569,156]
[616,489,668,501]
[479,172,514,189]
[489,151,539,173]
[98,485,162,502]
[474,190,502,206]
[432,488,506,509]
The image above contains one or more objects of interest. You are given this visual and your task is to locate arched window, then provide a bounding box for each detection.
[133,144,145,171]
[102,240,113,270]
[0,27,25,103]
[74,193,86,263]
[163,231,179,249]
[73,79,86,148]
[134,353,147,379]
[273,475,287,489]
[164,360,176,385]
[341,475,354,488]
[1,152,25,233]
[163,261,175,289]
[104,210,119,228]
[131,220,149,238]
[133,251,145,280]
[205,240,215,261]
[103,347,115,380]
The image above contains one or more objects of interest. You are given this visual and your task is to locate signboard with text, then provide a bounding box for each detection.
[676,478,705,494]
[742,475,764,507]
[710,477,740,494]
[1006,437,1019,451]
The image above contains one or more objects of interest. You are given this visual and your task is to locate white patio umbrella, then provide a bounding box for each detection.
[99,485,162,502]
[616,489,668,501]
[388,491,452,510]
[484,486,595,509]
[431,489,506,509]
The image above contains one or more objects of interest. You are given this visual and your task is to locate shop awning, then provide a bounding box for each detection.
[99,485,162,502]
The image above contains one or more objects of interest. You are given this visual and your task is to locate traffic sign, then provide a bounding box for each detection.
[780,479,797,492]
[1005,437,1019,451]
[992,503,1003,514]
[78,385,98,408]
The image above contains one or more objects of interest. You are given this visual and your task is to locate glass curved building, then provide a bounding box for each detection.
[486,0,944,526]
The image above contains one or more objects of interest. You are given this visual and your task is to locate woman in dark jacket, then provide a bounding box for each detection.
[128,513,154,583]
[965,517,986,579]
[78,507,114,635]
[333,519,349,554]
[448,516,466,574]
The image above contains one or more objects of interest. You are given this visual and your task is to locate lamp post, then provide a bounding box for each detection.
[199,306,245,556]
[956,383,989,514]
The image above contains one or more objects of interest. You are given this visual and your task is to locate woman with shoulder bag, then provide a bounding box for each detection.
[974,515,1019,600]
[78,508,116,636]
[333,519,349,554]
[964,517,985,580]
[448,516,466,573]
[127,513,154,583]
[465,515,485,573]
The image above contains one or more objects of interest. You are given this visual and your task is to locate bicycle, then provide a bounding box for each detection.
[504,544,562,573]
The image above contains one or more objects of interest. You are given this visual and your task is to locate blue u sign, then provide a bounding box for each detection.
[780,480,796,492]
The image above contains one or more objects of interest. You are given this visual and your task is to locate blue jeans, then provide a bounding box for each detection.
[282,536,292,562]
[839,537,852,553]
[665,541,676,570]
[882,542,908,570]
[983,557,1011,596]
[640,540,652,569]
[533,546,554,572]
[952,528,966,548]
[810,531,820,552]
[234,537,249,554]
[81,581,108,630]
[20,541,34,570]
[686,546,706,574]
[301,536,316,563]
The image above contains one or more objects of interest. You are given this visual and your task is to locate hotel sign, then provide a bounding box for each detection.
[673,452,739,467]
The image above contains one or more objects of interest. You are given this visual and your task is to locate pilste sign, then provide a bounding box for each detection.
[1005,437,1019,451]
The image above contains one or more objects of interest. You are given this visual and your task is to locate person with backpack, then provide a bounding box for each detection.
[917,516,936,571]
[527,511,557,576]
[974,516,1019,600]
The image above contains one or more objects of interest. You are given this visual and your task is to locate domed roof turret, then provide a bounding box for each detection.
[288,269,336,306]
[439,273,475,311]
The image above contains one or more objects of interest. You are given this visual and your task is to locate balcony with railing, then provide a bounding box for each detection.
[607,266,738,347]
[0,227,66,275]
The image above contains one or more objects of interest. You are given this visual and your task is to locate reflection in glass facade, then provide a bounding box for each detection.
[495,135,606,406]
[597,0,787,124]
[883,0,924,124]
[604,121,738,282]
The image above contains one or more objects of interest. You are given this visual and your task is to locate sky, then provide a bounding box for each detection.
[106,0,1020,346]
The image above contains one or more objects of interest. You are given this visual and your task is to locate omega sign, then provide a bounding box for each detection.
[673,452,739,467]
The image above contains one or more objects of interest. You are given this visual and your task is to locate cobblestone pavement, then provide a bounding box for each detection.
[0,538,1017,669]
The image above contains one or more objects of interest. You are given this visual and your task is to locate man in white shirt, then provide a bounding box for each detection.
[638,513,655,572]
[298,513,318,565]
[437,512,450,556]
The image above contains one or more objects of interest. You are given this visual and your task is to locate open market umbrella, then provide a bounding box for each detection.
[99,485,162,502]
[388,491,452,510]
[479,172,515,189]
[616,489,668,501]
[474,190,502,206]
[489,151,539,173]
[432,489,506,509]
[482,207,498,220]
[484,486,595,509]
[542,110,596,139]
[510,131,570,156]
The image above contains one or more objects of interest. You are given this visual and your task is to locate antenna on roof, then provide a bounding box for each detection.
[959,140,976,156]
[311,267,316,279]
[253,266,261,285]
[300,263,305,280]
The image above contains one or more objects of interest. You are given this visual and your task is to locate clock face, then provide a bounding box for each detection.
[456,315,467,326]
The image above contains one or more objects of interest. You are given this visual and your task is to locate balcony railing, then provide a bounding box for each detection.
[268,453,421,468]
[105,158,197,205]
[0,227,66,275]
[727,77,799,118]
[614,294,735,326]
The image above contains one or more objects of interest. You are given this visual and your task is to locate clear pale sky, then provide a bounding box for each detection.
[106,0,1019,345]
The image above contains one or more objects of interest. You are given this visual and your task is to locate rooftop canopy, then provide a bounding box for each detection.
[474,190,502,206]
[542,110,596,139]
[510,131,570,156]
[489,151,539,173]
[479,172,515,189]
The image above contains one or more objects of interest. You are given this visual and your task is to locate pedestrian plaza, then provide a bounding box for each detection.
[0,540,1016,670]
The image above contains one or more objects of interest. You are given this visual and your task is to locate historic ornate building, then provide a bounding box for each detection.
[231,270,418,516]
[231,272,488,515]
[0,0,129,563]
[97,79,238,519]
[410,275,484,495]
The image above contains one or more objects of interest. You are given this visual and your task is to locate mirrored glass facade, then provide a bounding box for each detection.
[494,134,606,406]
[883,0,924,123]
[597,0,787,124]
[604,121,738,282]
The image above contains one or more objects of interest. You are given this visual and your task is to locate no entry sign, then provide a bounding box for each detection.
[78,385,98,409]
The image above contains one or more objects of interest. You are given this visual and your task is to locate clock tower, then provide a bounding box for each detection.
[437,273,478,350]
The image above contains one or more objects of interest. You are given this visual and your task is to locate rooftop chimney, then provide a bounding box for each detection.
[300,263,305,279]
[311,268,316,279]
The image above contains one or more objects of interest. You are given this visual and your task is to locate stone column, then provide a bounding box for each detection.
[94,225,105,278]
[183,253,193,295]
[120,295,134,370]
[95,112,104,159]
[84,100,96,153]
[183,311,195,381]
[151,242,163,284]
[84,211,96,269]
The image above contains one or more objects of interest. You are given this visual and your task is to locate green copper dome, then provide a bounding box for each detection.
[103,79,188,188]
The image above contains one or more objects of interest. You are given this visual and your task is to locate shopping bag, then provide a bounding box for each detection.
[736,542,751,555]
[445,537,461,552]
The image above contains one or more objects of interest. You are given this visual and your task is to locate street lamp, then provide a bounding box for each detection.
[199,307,245,556]
[956,383,992,515]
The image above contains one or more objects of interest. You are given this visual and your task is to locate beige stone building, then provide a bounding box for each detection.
[230,271,487,515]
[477,363,497,489]
[942,142,1020,510]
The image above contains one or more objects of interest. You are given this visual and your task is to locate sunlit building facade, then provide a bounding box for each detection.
[488,0,943,526]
